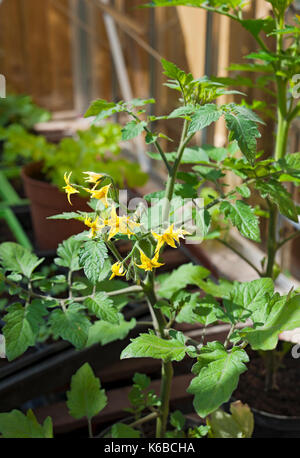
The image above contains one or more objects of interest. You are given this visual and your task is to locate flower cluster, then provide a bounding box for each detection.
[63,171,189,280]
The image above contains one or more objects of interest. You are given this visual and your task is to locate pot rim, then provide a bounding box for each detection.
[251,406,300,421]
[231,397,300,421]
[21,161,60,192]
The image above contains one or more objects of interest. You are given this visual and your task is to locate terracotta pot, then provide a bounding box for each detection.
[21,162,90,251]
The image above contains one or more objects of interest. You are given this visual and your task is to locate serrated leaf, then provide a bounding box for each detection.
[255,179,298,222]
[121,333,187,362]
[86,318,136,347]
[241,295,300,350]
[158,263,210,299]
[228,278,274,324]
[187,343,249,418]
[79,240,108,284]
[3,300,48,361]
[188,104,222,134]
[49,308,91,349]
[0,243,44,278]
[55,236,82,272]
[121,121,146,140]
[176,294,222,325]
[236,184,251,198]
[84,99,117,118]
[168,105,195,119]
[220,200,261,242]
[67,363,107,420]
[224,105,261,165]
[0,409,53,438]
[84,292,119,324]
[170,410,186,430]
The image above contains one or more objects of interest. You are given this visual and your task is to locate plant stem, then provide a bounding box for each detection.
[263,8,290,390]
[264,350,277,392]
[265,200,278,279]
[142,273,173,438]
[87,418,93,438]
[276,230,300,250]
[163,121,193,222]
[128,412,158,429]
[155,360,174,438]
[216,238,262,276]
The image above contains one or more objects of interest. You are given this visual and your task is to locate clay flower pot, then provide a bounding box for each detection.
[21,162,90,251]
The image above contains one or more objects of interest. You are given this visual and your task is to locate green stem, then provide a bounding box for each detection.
[142,273,173,438]
[87,418,93,438]
[274,100,289,160]
[276,230,300,250]
[265,200,278,279]
[128,412,158,429]
[216,238,262,276]
[155,360,174,438]
[163,122,193,221]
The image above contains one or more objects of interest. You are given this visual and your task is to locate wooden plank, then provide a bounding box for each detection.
[176,6,207,79]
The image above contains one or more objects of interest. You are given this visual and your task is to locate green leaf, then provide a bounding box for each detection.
[207,401,254,438]
[228,278,274,324]
[121,333,187,362]
[133,372,151,390]
[241,295,300,350]
[111,423,141,438]
[49,308,91,349]
[67,363,107,420]
[224,105,261,164]
[188,104,222,134]
[86,318,136,347]
[188,342,249,418]
[0,409,53,438]
[0,243,44,278]
[168,105,196,119]
[84,99,128,121]
[220,200,261,242]
[161,58,184,80]
[79,240,108,284]
[170,410,186,431]
[236,184,251,198]
[255,179,298,222]
[48,212,82,220]
[158,263,210,299]
[176,294,222,326]
[54,236,82,272]
[84,292,120,324]
[3,300,48,361]
[84,99,117,117]
[121,121,147,140]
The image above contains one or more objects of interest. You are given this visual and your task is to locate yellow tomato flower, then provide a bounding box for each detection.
[85,184,111,207]
[109,262,126,280]
[84,215,101,238]
[83,171,104,184]
[106,206,140,240]
[136,250,164,272]
[152,224,190,252]
[63,172,79,205]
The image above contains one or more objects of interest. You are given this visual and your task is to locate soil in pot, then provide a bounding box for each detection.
[234,346,300,437]
[21,162,90,251]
